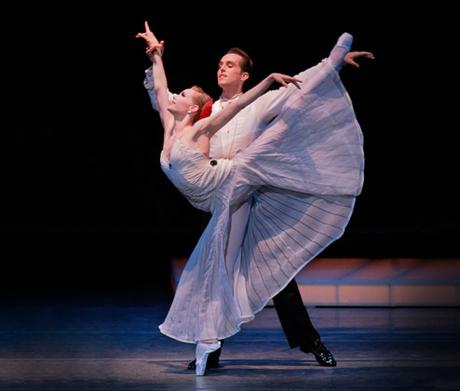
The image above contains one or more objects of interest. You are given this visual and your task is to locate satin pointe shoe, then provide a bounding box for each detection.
[195,341,221,376]
[188,340,223,370]
[328,32,353,72]
[301,338,337,367]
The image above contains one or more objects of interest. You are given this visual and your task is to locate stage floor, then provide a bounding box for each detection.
[1,295,459,390]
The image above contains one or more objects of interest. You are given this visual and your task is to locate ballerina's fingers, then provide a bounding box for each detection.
[146,40,164,55]
[280,76,302,89]
[289,77,302,89]
[348,59,360,68]
[359,51,375,59]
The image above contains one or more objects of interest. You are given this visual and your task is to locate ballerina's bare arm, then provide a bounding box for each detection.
[195,73,301,139]
[136,22,173,136]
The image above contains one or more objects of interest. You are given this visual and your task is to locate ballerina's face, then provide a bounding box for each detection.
[168,89,201,116]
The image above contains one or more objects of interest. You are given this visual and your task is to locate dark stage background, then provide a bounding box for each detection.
[0,4,456,296]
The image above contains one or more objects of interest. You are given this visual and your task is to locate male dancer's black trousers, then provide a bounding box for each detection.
[272,278,319,350]
[209,278,319,364]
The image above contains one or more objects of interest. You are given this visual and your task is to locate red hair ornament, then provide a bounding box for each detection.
[198,99,213,120]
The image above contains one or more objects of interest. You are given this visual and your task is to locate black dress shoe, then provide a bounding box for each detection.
[301,339,337,367]
[187,346,221,370]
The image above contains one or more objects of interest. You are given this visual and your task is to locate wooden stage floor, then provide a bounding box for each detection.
[1,295,459,390]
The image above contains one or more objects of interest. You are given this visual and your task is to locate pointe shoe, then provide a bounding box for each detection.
[188,339,223,370]
[328,32,353,71]
[195,341,221,376]
[336,32,353,52]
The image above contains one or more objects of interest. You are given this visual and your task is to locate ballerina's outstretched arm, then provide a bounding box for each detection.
[195,73,301,139]
[136,22,173,139]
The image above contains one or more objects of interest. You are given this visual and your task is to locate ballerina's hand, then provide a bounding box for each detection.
[344,51,375,68]
[271,73,302,89]
[146,41,164,55]
[135,21,160,47]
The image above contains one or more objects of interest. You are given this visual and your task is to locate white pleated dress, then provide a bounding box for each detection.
[159,33,364,343]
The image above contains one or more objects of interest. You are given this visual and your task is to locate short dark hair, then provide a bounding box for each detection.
[226,47,253,74]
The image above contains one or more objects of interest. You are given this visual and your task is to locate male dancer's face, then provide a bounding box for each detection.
[217,53,248,91]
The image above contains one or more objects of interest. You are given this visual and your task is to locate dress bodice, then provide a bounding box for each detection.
[160,138,234,212]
